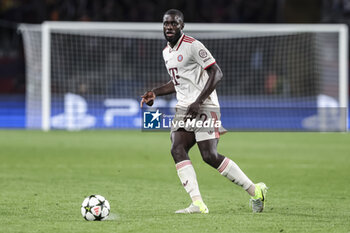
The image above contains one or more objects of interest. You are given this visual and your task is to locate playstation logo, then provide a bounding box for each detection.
[51,93,96,130]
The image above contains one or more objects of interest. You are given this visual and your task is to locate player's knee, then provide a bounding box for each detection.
[201,149,218,166]
[171,144,187,161]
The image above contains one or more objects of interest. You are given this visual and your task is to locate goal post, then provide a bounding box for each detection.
[19,22,348,131]
[42,22,51,131]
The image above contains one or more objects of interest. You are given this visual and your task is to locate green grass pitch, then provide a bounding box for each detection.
[0,130,349,233]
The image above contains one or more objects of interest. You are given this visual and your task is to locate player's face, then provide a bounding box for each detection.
[163,14,184,45]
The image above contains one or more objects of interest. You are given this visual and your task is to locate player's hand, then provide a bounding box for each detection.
[140,91,156,107]
[184,101,201,121]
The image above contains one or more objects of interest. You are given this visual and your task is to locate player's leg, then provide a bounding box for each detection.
[170,128,195,164]
[197,138,267,212]
[196,138,224,168]
[197,138,254,193]
[171,129,208,213]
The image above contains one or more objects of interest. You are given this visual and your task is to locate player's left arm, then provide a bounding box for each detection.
[185,63,223,119]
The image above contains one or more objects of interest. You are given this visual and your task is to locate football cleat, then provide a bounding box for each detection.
[250,182,268,213]
[175,200,209,214]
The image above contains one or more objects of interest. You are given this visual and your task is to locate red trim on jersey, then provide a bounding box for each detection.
[184,35,195,41]
[183,36,195,43]
[210,111,220,139]
[204,61,216,70]
[176,34,185,51]
[163,45,168,50]
[183,35,195,43]
[183,39,195,44]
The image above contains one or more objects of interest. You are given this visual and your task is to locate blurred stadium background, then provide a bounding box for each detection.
[1,1,350,233]
[0,0,348,131]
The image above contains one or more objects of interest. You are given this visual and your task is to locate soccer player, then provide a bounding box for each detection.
[140,9,267,214]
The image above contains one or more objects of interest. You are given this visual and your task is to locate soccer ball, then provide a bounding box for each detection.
[81,195,110,221]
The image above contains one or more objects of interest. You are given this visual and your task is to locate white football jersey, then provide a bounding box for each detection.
[162,34,220,108]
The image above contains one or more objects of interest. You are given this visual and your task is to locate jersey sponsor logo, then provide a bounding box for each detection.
[177,54,183,62]
[168,67,180,85]
[199,49,207,58]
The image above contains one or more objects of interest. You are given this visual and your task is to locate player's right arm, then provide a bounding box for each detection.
[140,80,175,107]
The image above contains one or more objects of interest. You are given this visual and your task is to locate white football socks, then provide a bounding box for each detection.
[218,157,253,190]
[176,160,201,200]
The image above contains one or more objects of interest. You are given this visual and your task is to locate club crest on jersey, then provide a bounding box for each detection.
[199,49,207,58]
[177,54,183,62]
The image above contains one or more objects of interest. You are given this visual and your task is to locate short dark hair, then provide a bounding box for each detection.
[164,9,184,22]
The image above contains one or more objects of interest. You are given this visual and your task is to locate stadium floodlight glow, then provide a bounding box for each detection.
[19,22,348,131]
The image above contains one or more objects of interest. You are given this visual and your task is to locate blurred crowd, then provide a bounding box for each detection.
[0,0,349,93]
[1,0,280,23]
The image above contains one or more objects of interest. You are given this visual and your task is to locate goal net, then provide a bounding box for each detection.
[19,22,348,131]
